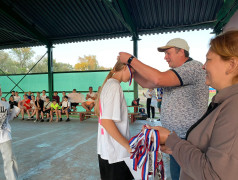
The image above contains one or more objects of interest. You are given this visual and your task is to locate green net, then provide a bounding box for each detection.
[1,71,135,112]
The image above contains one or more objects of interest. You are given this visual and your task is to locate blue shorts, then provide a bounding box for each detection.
[61,108,71,113]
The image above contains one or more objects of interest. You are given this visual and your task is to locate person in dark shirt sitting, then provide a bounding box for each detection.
[35,96,44,122]
[9,96,18,109]
[52,91,60,104]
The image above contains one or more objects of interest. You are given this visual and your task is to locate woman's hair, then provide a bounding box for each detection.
[210,30,238,83]
[95,60,126,117]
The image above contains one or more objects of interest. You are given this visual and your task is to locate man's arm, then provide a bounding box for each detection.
[119,52,181,87]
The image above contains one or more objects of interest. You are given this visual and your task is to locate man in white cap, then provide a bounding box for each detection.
[118,38,209,179]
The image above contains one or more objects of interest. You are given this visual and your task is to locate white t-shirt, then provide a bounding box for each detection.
[44,101,52,109]
[145,89,156,98]
[30,100,35,110]
[86,92,96,102]
[14,95,21,102]
[62,101,71,108]
[0,101,19,144]
[97,78,130,164]
[40,95,47,102]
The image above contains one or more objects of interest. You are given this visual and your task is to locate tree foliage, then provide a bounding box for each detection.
[10,48,35,69]
[75,55,107,70]
[0,49,107,74]
[0,48,74,74]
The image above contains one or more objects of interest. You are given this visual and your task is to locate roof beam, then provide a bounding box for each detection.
[213,0,238,34]
[103,0,138,39]
[0,1,50,45]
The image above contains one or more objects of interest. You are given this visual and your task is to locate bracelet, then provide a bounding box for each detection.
[127,56,134,64]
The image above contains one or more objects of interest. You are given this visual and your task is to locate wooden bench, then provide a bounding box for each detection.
[127,105,140,113]
[79,111,96,121]
[128,112,140,123]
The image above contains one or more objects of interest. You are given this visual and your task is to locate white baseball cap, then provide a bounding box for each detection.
[157,38,190,52]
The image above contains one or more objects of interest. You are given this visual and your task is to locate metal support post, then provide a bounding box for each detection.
[133,35,139,99]
[47,44,54,100]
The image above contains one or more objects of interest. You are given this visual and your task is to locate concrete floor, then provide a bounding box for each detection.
[0,117,168,180]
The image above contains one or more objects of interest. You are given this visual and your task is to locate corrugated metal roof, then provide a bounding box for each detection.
[0,0,225,49]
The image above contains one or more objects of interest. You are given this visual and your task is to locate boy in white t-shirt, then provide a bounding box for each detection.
[0,87,19,180]
[40,90,47,102]
[61,96,71,122]
[82,86,96,112]
[94,60,135,180]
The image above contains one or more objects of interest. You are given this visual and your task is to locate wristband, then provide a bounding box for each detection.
[127,56,134,64]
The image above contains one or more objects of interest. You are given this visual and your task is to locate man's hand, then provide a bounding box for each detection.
[118,52,133,64]
[145,125,170,144]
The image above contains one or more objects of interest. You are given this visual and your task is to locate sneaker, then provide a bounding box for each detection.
[34,119,39,123]
[40,119,44,122]
[59,118,63,122]
[146,118,151,121]
[46,119,50,122]
[27,117,31,120]
[21,118,24,121]
[66,118,70,122]
[31,116,34,119]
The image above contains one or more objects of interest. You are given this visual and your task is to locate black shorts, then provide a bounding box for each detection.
[44,109,51,114]
[98,155,133,180]
[71,103,79,107]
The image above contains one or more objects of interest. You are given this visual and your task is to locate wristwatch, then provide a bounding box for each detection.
[127,56,134,65]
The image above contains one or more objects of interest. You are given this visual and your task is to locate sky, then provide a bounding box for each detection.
[30,29,215,72]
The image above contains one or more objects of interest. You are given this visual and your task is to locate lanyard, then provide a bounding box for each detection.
[129,126,164,180]
[127,64,133,86]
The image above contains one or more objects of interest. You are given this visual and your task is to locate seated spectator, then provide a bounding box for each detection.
[14,91,21,103]
[70,89,79,112]
[30,96,36,119]
[9,96,18,109]
[40,90,47,102]
[10,91,15,97]
[20,95,32,120]
[36,92,41,98]
[43,97,52,122]
[59,91,66,106]
[50,99,62,122]
[27,91,32,100]
[35,96,44,122]
[82,86,96,112]
[52,91,60,104]
[61,96,71,122]
[1,97,6,101]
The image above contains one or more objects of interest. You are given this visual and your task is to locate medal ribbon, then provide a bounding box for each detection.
[129,126,164,180]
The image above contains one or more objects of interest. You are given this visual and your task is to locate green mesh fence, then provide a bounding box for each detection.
[0,71,136,112]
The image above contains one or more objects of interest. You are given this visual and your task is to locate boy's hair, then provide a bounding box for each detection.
[54,91,58,94]
[89,86,93,89]
[64,96,68,99]
[52,99,56,102]
[46,96,50,99]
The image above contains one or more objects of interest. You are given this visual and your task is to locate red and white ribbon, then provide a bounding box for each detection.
[129,126,164,180]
